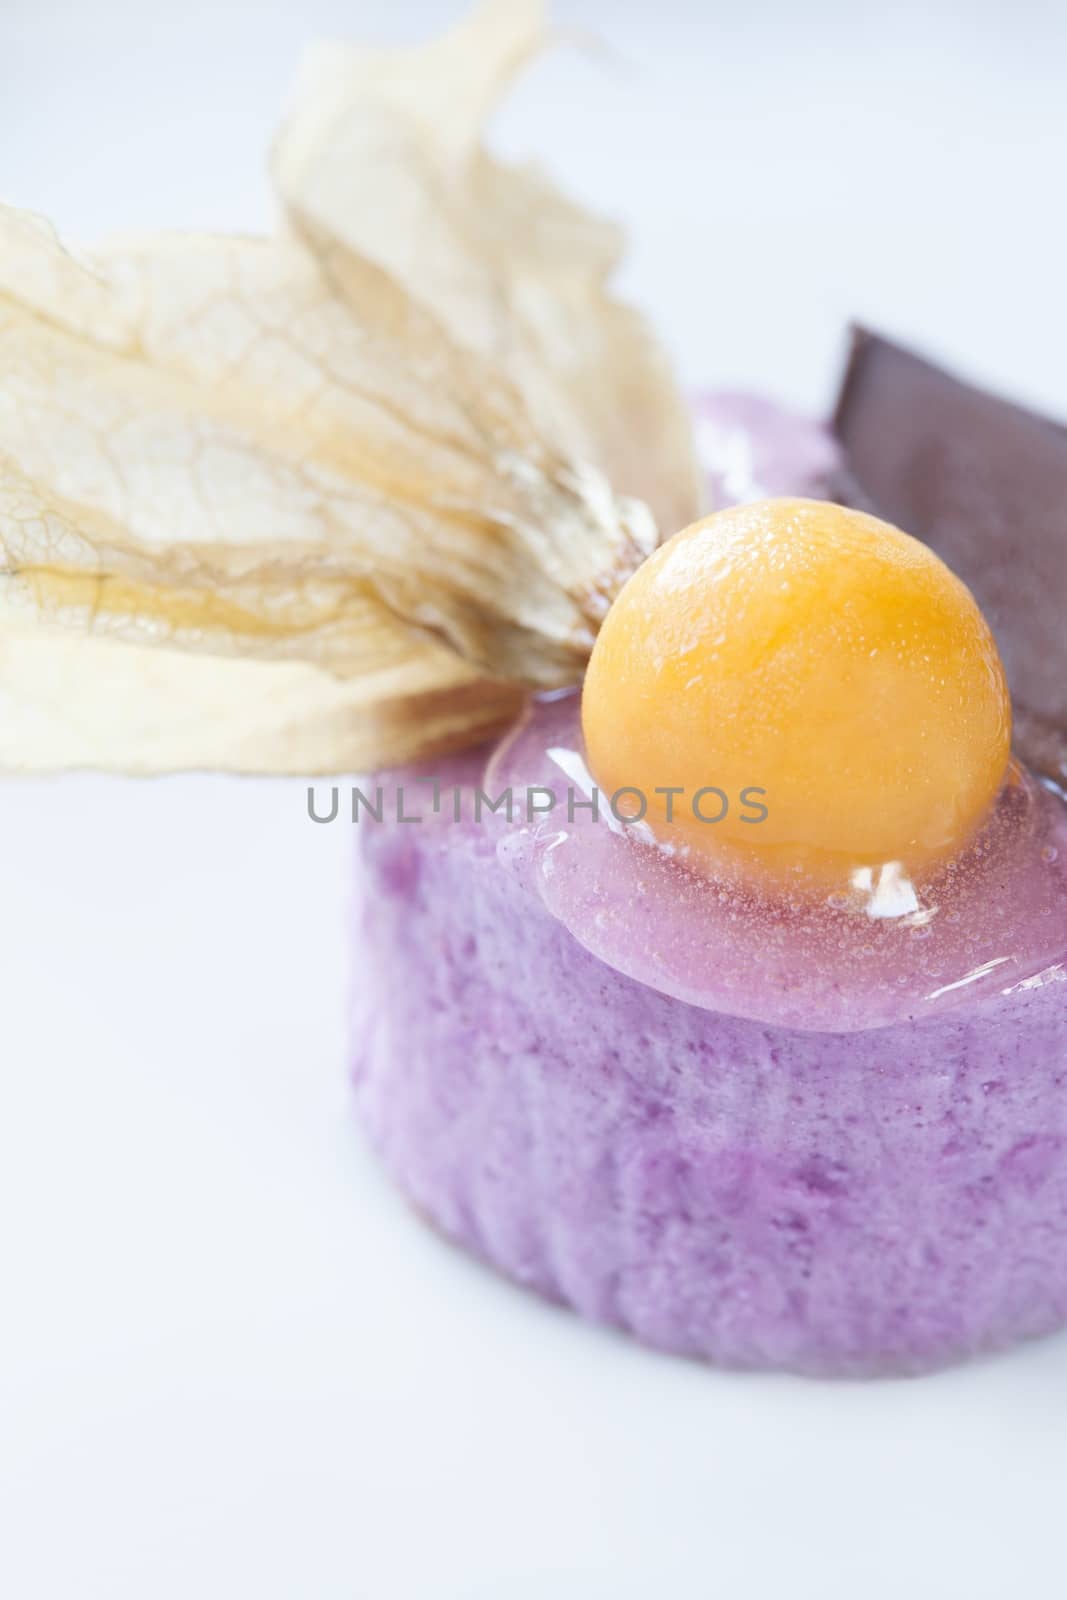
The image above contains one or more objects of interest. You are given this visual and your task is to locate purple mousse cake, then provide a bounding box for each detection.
[351,370,1067,1377]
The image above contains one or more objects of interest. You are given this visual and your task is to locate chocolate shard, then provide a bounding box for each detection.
[833,328,1067,788]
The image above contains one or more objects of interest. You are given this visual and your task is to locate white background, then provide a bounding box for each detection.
[3,3,1067,1596]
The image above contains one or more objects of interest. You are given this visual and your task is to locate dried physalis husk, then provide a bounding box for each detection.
[0,0,700,773]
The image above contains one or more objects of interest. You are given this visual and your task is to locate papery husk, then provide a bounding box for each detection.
[0,0,700,773]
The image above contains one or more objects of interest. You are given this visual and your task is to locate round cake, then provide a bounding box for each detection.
[351,397,1067,1377]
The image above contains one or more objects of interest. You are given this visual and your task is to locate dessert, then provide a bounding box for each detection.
[353,396,1067,1376]
[3,3,1067,1377]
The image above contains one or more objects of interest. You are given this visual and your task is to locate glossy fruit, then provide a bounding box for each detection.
[581,498,1012,888]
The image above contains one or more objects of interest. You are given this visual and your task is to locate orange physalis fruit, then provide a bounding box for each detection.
[581,498,1012,888]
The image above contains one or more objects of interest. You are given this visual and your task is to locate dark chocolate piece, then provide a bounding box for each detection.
[833,329,1067,787]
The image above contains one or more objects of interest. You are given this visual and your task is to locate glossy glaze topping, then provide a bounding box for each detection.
[487,693,1067,1033]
